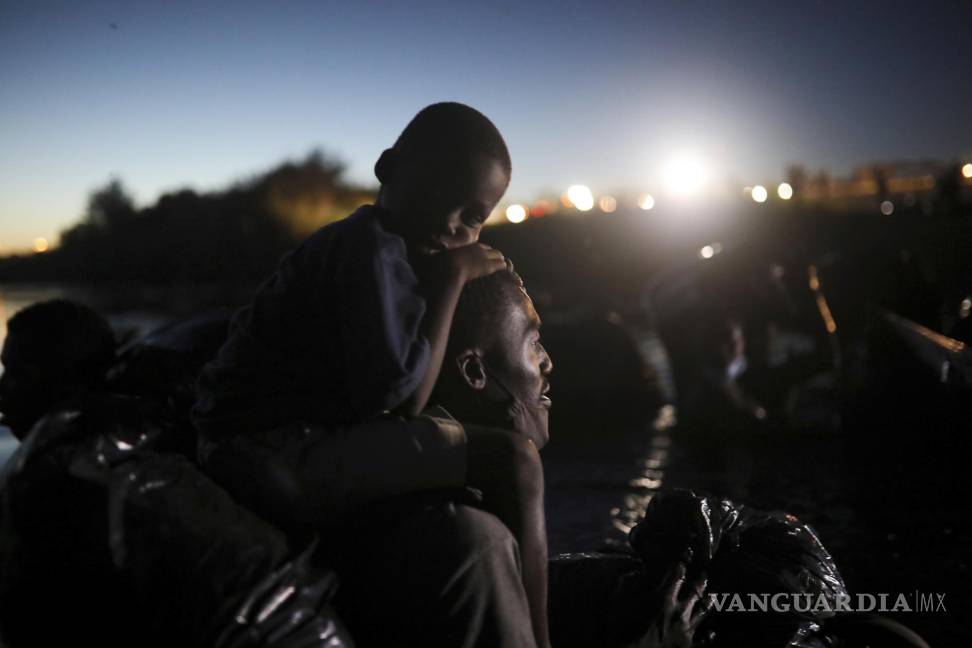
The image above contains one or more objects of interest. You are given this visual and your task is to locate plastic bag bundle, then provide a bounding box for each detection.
[0,403,352,647]
[629,488,847,648]
[107,311,232,457]
[113,453,352,648]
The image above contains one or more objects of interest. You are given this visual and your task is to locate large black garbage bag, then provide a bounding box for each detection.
[0,404,352,647]
[107,311,232,457]
[0,411,139,647]
[109,453,351,648]
[108,311,231,402]
[629,488,847,648]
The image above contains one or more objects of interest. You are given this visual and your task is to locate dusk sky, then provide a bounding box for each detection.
[2,1,970,250]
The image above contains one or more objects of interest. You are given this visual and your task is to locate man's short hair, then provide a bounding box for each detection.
[7,299,116,384]
[394,102,512,177]
[449,260,525,354]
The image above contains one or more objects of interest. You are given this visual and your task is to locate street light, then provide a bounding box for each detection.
[505,204,527,223]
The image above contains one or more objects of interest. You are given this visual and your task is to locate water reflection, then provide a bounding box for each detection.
[610,421,672,536]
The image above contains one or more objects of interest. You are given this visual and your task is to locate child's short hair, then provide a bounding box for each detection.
[394,102,511,177]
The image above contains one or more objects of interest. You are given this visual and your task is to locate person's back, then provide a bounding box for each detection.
[194,206,430,437]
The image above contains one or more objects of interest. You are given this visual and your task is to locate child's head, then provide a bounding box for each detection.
[376,102,511,255]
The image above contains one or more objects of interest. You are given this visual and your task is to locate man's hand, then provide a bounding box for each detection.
[441,243,507,283]
[633,562,712,648]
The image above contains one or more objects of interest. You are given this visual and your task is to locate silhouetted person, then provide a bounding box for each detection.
[0,299,115,440]
[0,300,351,647]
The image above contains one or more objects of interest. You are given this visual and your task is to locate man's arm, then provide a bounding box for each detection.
[463,425,551,648]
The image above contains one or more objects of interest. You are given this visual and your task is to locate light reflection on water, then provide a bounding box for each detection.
[609,408,675,537]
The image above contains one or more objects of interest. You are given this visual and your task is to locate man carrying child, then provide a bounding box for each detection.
[193,102,552,647]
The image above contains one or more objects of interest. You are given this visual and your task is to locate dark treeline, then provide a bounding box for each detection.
[0,151,374,284]
[2,151,970,322]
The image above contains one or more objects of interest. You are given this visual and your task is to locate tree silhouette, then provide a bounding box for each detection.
[86,179,136,229]
[1,150,375,285]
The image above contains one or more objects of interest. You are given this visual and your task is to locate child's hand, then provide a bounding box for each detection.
[443,243,507,283]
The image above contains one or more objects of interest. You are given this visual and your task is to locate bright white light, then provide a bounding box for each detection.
[663,153,708,196]
[598,195,617,213]
[962,163,972,179]
[566,185,594,211]
[638,193,655,210]
[777,182,794,200]
[33,237,49,253]
[880,200,894,216]
[751,185,768,203]
[699,242,722,259]
[505,204,527,223]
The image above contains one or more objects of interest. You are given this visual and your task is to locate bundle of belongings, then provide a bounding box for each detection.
[549,488,929,648]
[0,395,352,648]
[0,311,352,648]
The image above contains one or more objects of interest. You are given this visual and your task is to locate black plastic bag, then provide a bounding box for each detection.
[0,403,352,647]
[629,488,847,648]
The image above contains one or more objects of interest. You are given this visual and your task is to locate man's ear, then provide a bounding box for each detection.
[374,148,397,184]
[456,350,487,391]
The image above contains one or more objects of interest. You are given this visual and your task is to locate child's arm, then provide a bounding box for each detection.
[397,243,506,417]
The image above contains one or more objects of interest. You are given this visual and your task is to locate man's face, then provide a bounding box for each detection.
[483,286,553,449]
[0,334,53,439]
[381,150,509,256]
